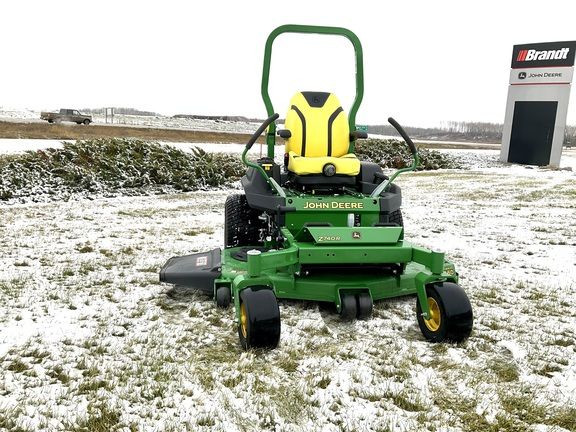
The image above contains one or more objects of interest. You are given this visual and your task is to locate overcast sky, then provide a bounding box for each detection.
[1,0,576,127]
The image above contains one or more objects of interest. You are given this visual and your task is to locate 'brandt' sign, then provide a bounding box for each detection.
[511,41,576,68]
[501,40,576,167]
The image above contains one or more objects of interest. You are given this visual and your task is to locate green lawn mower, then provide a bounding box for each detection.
[160,24,473,350]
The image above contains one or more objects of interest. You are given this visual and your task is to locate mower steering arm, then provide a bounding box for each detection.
[245,113,279,151]
[242,113,285,197]
[370,117,421,198]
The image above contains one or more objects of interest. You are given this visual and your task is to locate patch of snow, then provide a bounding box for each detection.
[0,139,66,154]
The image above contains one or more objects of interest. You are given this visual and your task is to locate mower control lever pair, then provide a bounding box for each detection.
[246,113,279,150]
[243,113,286,198]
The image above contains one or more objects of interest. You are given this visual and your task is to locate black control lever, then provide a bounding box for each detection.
[388,117,417,155]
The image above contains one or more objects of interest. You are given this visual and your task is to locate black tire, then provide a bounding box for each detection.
[48,119,54,124]
[339,293,357,321]
[417,282,473,343]
[356,292,373,320]
[389,209,403,227]
[238,287,280,350]
[83,119,90,125]
[224,194,264,247]
[216,286,231,308]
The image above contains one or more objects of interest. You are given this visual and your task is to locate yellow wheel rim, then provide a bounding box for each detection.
[424,297,441,332]
[240,303,248,338]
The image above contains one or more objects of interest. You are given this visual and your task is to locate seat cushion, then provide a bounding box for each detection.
[288,151,361,176]
[285,92,350,158]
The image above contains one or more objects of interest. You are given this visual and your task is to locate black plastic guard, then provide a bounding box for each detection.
[159,248,222,294]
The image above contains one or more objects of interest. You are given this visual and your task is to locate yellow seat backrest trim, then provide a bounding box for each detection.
[284,92,350,158]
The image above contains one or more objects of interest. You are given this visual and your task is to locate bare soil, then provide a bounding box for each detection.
[0,121,263,144]
[0,120,500,150]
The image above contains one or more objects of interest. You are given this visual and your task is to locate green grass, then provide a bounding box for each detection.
[0,408,27,432]
[69,401,121,432]
[47,365,71,384]
[489,358,519,382]
[6,358,29,373]
[535,363,563,376]
[0,276,28,299]
[257,378,310,424]
[77,379,111,394]
[552,338,573,347]
[76,243,95,253]
[182,227,215,236]
[62,268,75,277]
[390,391,426,412]
[196,415,216,427]
[22,348,50,363]
[79,262,96,275]
[99,249,115,258]
[431,383,576,432]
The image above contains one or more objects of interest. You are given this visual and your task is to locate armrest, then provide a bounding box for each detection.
[277,129,292,139]
[350,130,368,140]
[374,172,389,183]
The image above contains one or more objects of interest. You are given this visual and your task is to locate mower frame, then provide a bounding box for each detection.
[159,24,473,349]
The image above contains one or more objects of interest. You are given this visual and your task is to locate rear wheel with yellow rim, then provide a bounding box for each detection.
[417,282,473,342]
[238,287,281,350]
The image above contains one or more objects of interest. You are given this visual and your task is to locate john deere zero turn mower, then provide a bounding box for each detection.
[160,25,473,350]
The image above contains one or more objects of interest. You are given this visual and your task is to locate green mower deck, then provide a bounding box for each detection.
[159,24,473,350]
[219,228,457,315]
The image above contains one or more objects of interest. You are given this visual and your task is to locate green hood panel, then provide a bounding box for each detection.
[304,226,403,245]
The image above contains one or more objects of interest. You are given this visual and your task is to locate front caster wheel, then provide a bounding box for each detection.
[339,294,357,321]
[417,282,473,342]
[356,292,373,320]
[216,286,231,308]
[238,287,280,350]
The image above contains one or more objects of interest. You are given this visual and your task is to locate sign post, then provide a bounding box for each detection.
[105,107,114,124]
[500,41,576,167]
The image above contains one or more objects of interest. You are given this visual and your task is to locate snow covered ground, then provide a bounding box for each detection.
[0,149,575,431]
[0,139,67,154]
[0,108,40,122]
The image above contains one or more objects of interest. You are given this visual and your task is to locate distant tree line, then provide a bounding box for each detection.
[565,126,576,147]
[367,121,503,143]
[173,114,263,122]
[367,121,576,146]
[81,107,161,116]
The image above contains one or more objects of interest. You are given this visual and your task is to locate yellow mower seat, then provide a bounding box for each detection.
[288,153,360,176]
[284,92,360,176]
